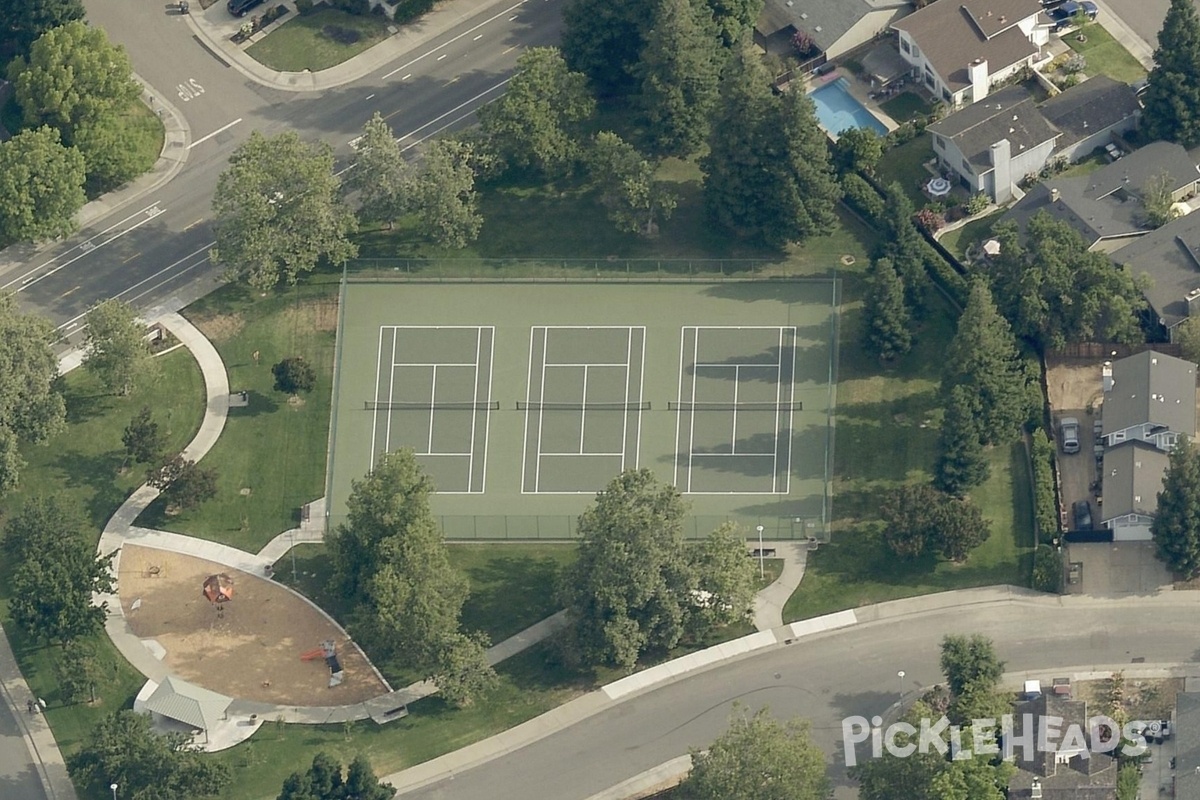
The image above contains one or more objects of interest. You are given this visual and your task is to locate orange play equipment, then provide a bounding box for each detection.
[300,647,326,661]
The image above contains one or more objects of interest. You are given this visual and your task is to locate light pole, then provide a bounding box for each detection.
[756,525,764,580]
[110,783,118,800]
[897,670,906,704]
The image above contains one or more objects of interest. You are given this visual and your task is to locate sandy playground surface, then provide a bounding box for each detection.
[118,545,388,706]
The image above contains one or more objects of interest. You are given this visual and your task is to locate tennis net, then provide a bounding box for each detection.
[515,401,652,411]
[668,402,803,412]
[364,401,501,411]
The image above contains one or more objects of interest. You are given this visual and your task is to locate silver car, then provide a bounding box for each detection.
[1061,417,1080,454]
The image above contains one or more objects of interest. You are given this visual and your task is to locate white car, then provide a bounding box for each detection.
[1061,417,1080,454]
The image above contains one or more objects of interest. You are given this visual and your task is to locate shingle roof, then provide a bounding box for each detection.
[928,85,1060,172]
[1114,211,1200,331]
[1007,694,1117,800]
[1001,178,1145,244]
[1102,350,1197,437]
[758,0,905,51]
[1085,141,1200,201]
[1039,75,1141,152]
[1101,441,1169,521]
[892,0,1043,92]
[142,676,230,732]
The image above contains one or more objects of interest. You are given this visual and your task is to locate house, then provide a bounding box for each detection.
[1002,140,1198,251]
[1100,441,1169,540]
[927,85,1059,203]
[1113,208,1200,338]
[755,0,910,62]
[891,0,1050,107]
[1175,693,1200,800]
[1006,694,1117,800]
[1038,75,1143,163]
[1101,350,1196,451]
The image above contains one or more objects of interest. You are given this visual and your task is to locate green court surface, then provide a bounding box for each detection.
[327,281,839,540]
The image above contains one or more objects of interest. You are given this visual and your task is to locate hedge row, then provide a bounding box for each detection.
[1030,428,1058,544]
[1033,543,1063,593]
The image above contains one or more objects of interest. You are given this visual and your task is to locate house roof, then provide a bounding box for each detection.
[1102,350,1198,438]
[928,85,1060,173]
[1039,75,1141,152]
[892,0,1043,93]
[1007,694,1116,800]
[1176,693,1200,800]
[757,0,908,49]
[1001,177,1146,244]
[1101,441,1169,521]
[142,676,230,732]
[1085,141,1200,201]
[1113,210,1200,331]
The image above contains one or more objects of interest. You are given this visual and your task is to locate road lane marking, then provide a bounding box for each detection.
[502,45,517,54]
[184,219,205,231]
[382,76,511,132]
[509,14,517,19]
[437,53,447,61]
[447,76,460,85]
[473,34,483,40]
[380,0,525,79]
[365,93,375,99]
[59,286,80,299]
[122,252,142,263]
[402,73,412,80]
[189,118,242,149]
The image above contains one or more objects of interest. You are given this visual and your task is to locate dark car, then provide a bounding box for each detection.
[1049,0,1098,31]
[228,0,264,16]
[1072,500,1093,531]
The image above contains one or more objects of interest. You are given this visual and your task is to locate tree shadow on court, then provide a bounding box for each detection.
[682,342,831,384]
[227,389,280,418]
[700,282,837,305]
[459,555,567,642]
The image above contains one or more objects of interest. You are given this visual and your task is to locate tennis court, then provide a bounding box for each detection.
[328,281,838,540]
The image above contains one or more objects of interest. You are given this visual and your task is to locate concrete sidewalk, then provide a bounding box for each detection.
[1091,0,1155,69]
[751,540,808,632]
[187,0,523,92]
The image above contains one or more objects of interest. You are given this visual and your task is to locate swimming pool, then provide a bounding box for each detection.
[808,77,888,137]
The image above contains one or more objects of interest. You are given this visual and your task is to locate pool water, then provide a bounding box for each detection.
[807,77,888,137]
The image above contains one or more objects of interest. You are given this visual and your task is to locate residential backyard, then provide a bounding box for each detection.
[1067,23,1148,85]
[246,7,393,72]
[875,133,933,207]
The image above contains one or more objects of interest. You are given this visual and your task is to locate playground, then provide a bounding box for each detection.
[117,545,387,706]
[328,280,839,540]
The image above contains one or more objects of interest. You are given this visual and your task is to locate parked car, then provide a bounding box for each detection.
[1049,1,1098,31]
[1061,417,1081,454]
[228,0,265,16]
[1072,500,1093,531]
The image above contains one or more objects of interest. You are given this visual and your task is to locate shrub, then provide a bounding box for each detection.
[841,173,885,223]
[842,59,864,76]
[965,192,990,215]
[391,0,435,22]
[295,0,314,13]
[914,207,944,234]
[1063,53,1087,74]
[330,0,370,14]
[1031,428,1059,543]
[791,30,817,58]
[886,122,918,147]
[272,357,317,395]
[1033,544,1063,592]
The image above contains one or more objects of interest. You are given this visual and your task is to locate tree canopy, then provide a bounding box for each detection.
[272,356,317,395]
[862,257,913,361]
[0,0,85,55]
[935,383,990,496]
[347,112,410,229]
[585,132,677,235]
[122,407,165,466]
[0,125,85,244]
[940,633,1005,697]
[83,298,154,396]
[683,708,829,800]
[880,483,991,563]
[1142,0,1200,146]
[211,130,357,292]
[1152,436,1200,578]
[411,138,482,248]
[277,752,394,800]
[147,455,219,511]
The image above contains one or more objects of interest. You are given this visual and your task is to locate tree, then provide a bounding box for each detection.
[636,0,721,158]
[3,494,83,565]
[477,47,595,178]
[833,127,884,175]
[1152,436,1200,578]
[123,407,165,466]
[54,638,105,704]
[880,485,990,562]
[928,755,1009,800]
[560,0,650,95]
[429,631,498,709]
[0,292,66,457]
[704,0,763,44]
[71,110,159,193]
[83,298,153,396]
[702,41,840,248]
[411,138,482,248]
[1033,544,1063,592]
[8,21,140,142]
[682,708,829,800]
[278,752,393,800]
[347,112,410,229]
[1142,170,1177,228]
[850,700,943,800]
[272,356,317,395]
[586,132,677,235]
[148,454,218,511]
[9,531,114,645]
[935,493,990,562]
[940,633,1004,697]
[882,181,930,311]
[0,428,24,498]
[0,0,85,55]
[1176,316,1200,364]
[935,383,990,495]
[0,126,86,244]
[558,468,694,669]
[1141,0,1200,146]
[1117,764,1141,800]
[689,522,758,631]
[70,710,230,800]
[211,130,357,292]
[862,257,913,361]
[944,280,1030,446]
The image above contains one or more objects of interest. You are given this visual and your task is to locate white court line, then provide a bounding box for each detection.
[381,324,490,330]
[480,327,495,494]
[687,328,699,493]
[692,452,777,458]
[188,118,241,149]
[773,327,784,494]
[578,364,589,455]
[544,362,630,368]
[731,365,740,456]
[541,451,625,457]
[420,450,473,456]
[692,362,779,368]
[391,361,478,367]
[673,327,686,489]
[620,328,631,470]
[520,326,537,494]
[427,365,439,455]
[385,329,399,455]
[380,0,525,79]
[636,327,645,469]
[369,326,386,471]
[784,326,798,496]
[535,327,548,492]
[467,328,481,492]
[3,204,162,291]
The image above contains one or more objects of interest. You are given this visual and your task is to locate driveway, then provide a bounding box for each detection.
[1099,0,1172,54]
[1064,541,1172,595]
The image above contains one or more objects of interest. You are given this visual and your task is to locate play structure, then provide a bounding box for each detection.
[201,573,234,619]
[300,640,345,688]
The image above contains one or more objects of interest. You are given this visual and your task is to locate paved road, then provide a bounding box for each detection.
[1102,0,1170,54]
[0,0,564,335]
[397,593,1200,799]
[0,698,43,800]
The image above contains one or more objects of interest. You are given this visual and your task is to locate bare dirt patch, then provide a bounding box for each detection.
[118,545,387,706]
[1072,676,1182,721]
[1045,355,1106,415]
[283,297,338,334]
[191,312,246,344]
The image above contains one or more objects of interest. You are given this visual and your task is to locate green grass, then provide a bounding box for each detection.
[939,209,1005,261]
[449,544,577,641]
[876,133,933,207]
[879,92,933,123]
[1058,148,1109,178]
[247,8,393,72]
[146,282,337,552]
[1067,24,1148,85]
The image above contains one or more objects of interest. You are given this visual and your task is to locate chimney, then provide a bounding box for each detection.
[968,58,989,102]
[991,139,1013,203]
[1050,187,1061,203]
[1186,288,1200,317]
[1032,778,1042,800]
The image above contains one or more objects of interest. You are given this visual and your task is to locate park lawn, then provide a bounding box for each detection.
[1067,24,1148,85]
[449,544,577,641]
[147,282,337,552]
[246,8,392,73]
[875,133,933,208]
[939,209,1005,261]
[880,92,933,123]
